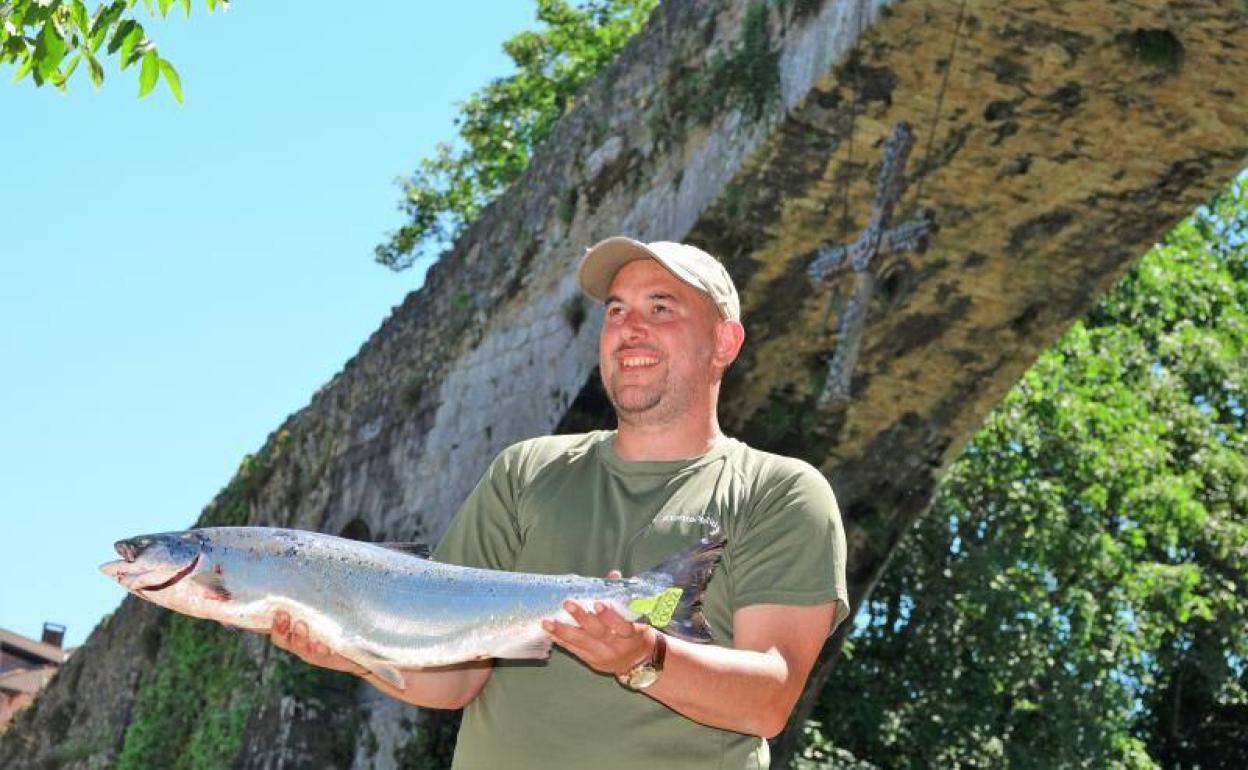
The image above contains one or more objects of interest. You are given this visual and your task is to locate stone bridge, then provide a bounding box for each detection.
[3,0,1244,767]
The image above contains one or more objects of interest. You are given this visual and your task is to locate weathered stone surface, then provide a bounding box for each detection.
[3,0,1244,768]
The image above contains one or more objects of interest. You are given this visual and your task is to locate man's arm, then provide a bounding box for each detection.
[269,611,492,710]
[545,600,837,738]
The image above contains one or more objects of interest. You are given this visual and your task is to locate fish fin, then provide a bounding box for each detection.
[635,532,727,644]
[190,572,233,602]
[489,632,553,660]
[378,542,433,559]
[344,646,407,690]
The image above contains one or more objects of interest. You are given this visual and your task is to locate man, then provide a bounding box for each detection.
[272,236,849,769]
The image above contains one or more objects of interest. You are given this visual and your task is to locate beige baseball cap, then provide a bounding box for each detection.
[577,236,741,321]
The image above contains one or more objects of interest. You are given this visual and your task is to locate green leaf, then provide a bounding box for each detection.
[159,57,182,103]
[86,50,104,87]
[138,49,158,97]
[89,23,108,53]
[180,0,192,17]
[89,1,126,39]
[55,53,82,89]
[107,19,137,54]
[157,0,175,17]
[12,54,35,84]
[36,21,69,78]
[70,1,91,34]
[119,26,143,69]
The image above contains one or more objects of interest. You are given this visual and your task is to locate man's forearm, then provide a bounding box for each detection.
[640,635,801,738]
[546,601,835,738]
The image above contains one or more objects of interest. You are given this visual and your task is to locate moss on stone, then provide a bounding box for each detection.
[558,186,578,224]
[730,1,783,118]
[400,371,430,411]
[116,615,259,770]
[394,710,462,769]
[1120,28,1184,72]
[649,1,781,145]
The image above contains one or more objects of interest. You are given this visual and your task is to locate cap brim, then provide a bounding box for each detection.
[577,236,663,302]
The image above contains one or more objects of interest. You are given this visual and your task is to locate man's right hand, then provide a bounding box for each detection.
[269,610,368,678]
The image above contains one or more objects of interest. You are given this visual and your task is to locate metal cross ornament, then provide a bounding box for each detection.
[808,121,935,409]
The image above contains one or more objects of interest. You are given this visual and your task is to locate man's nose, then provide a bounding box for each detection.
[619,312,648,342]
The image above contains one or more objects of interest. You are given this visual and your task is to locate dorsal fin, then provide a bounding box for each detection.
[378,542,433,559]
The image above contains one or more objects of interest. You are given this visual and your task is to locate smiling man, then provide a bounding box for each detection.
[271,236,849,769]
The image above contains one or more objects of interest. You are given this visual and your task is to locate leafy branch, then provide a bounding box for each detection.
[1,0,230,101]
[375,0,658,271]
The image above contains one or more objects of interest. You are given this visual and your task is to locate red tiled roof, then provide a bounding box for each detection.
[0,666,56,695]
[0,627,70,666]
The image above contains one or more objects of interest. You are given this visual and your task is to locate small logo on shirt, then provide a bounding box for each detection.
[654,511,720,528]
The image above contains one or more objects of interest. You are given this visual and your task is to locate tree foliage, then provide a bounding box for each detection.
[805,177,1248,768]
[1,0,228,101]
[375,0,658,271]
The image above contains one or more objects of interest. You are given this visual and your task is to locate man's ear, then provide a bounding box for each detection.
[712,320,746,369]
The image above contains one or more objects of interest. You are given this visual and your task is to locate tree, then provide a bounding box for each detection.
[1,0,229,101]
[374,0,658,271]
[801,176,1248,768]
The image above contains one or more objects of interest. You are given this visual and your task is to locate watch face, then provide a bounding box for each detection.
[628,666,659,690]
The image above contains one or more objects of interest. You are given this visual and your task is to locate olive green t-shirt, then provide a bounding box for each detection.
[434,431,848,770]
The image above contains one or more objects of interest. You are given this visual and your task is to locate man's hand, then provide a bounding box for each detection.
[269,610,368,677]
[543,600,657,676]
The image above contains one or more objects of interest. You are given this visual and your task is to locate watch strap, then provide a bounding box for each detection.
[651,631,667,673]
[619,631,667,690]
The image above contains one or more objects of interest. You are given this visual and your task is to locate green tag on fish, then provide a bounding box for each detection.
[629,587,683,628]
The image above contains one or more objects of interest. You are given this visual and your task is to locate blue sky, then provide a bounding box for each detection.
[0,2,539,648]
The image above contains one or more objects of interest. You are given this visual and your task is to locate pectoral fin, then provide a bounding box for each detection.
[190,572,233,602]
[489,632,553,660]
[343,645,407,690]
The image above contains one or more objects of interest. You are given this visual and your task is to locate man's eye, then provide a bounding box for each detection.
[652,305,669,314]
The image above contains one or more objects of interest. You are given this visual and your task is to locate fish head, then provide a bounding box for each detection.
[100,530,209,604]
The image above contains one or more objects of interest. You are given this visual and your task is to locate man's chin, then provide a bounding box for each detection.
[606,385,663,416]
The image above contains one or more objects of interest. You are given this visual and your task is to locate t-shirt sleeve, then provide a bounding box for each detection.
[729,461,850,632]
[433,444,526,571]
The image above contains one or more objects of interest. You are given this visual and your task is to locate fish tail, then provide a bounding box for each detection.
[633,533,726,644]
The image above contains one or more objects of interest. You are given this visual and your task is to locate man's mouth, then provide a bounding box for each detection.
[620,355,660,369]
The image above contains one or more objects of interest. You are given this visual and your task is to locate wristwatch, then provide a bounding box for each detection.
[618,631,667,690]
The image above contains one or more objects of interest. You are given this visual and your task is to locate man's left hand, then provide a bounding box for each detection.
[543,599,656,677]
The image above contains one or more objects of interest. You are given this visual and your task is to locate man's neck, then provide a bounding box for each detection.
[612,416,725,462]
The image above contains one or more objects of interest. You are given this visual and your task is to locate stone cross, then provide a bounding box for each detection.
[808,121,934,409]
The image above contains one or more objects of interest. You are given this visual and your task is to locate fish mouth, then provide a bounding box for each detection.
[135,553,201,593]
[100,553,201,593]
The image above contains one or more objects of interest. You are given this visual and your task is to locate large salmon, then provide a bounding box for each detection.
[100,527,723,688]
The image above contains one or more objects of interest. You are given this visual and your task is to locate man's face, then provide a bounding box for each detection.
[598,259,724,424]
